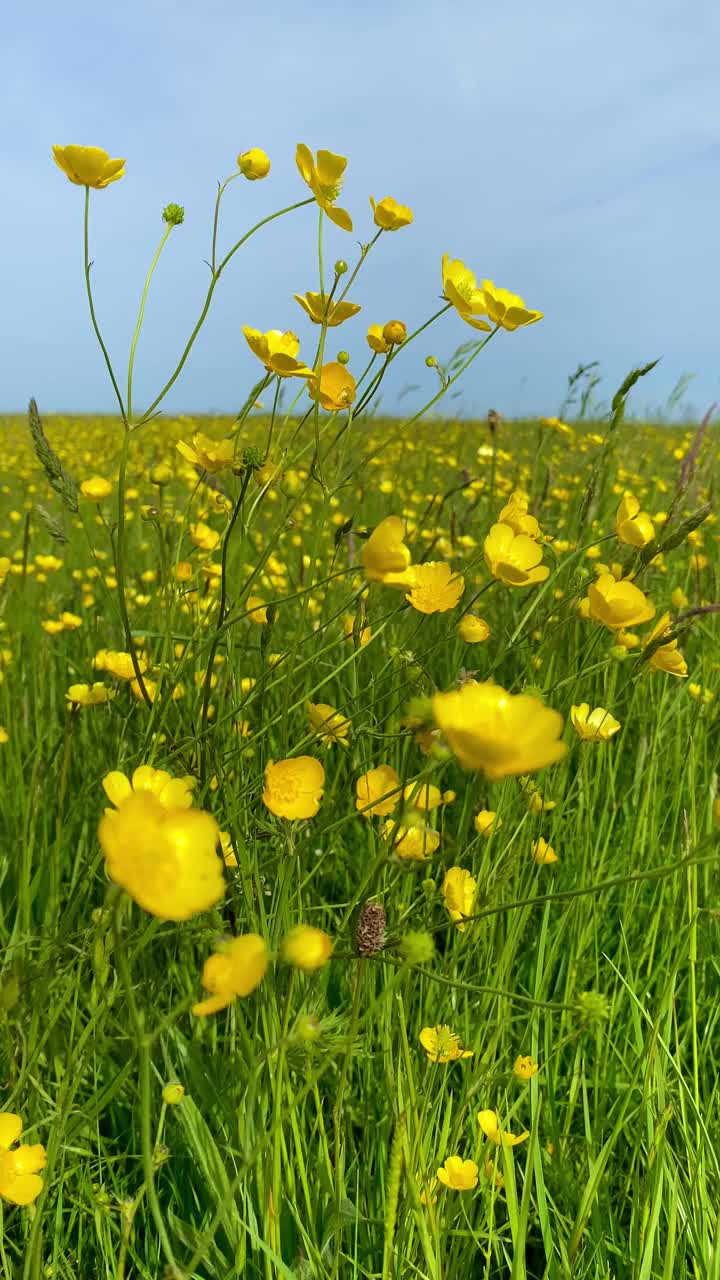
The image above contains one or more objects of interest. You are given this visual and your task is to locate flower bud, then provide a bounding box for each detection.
[336,350,350,365]
[295,1013,322,1043]
[162,203,185,226]
[425,355,437,367]
[399,929,435,965]
[382,320,407,346]
[162,1082,186,1106]
[149,463,172,486]
[334,259,348,275]
[242,446,264,470]
[237,148,271,180]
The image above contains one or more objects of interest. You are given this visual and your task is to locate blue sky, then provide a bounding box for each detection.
[3,0,719,419]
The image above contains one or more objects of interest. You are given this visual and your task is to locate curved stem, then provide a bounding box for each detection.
[116,426,153,705]
[127,222,174,422]
[83,186,127,421]
[200,468,252,740]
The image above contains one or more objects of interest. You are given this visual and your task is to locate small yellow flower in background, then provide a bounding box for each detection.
[177,433,234,473]
[237,147,271,180]
[432,681,566,779]
[531,837,558,865]
[308,362,356,411]
[403,781,442,811]
[281,924,333,972]
[615,629,641,651]
[366,323,392,354]
[162,1083,185,1105]
[384,821,440,861]
[615,492,655,548]
[441,255,492,331]
[382,320,407,346]
[478,280,543,331]
[242,328,312,378]
[436,1156,478,1190]
[370,196,414,230]
[175,561,194,583]
[0,1114,46,1205]
[0,728,8,745]
[356,764,401,816]
[586,574,655,631]
[497,492,541,539]
[34,554,63,572]
[644,613,688,678]
[342,614,372,646]
[219,831,237,867]
[192,934,268,1016]
[688,683,714,704]
[245,596,268,624]
[263,756,325,819]
[419,1025,473,1063]
[484,1157,505,1188]
[521,777,556,814]
[296,144,352,230]
[294,292,361,326]
[484,523,549,587]
[80,476,113,500]
[41,619,66,636]
[361,516,414,586]
[513,1055,539,1081]
[60,612,82,630]
[191,522,221,553]
[307,701,352,746]
[65,682,115,708]
[442,866,477,931]
[571,703,621,742]
[102,765,195,812]
[405,562,464,614]
[101,650,149,680]
[458,614,491,643]
[53,144,125,188]
[671,586,689,609]
[474,809,502,839]
[477,1110,529,1147]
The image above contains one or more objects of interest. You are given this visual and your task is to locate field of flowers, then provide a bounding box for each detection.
[0,143,718,1280]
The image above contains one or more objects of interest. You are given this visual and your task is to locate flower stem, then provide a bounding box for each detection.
[83,186,127,421]
[127,222,175,423]
[115,425,153,705]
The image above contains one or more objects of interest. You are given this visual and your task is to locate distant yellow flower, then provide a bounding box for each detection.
[0,1114,46,1205]
[263,756,325,819]
[497,492,541,538]
[219,831,237,867]
[474,809,502,838]
[570,703,621,742]
[586,574,655,631]
[308,362,356,411]
[294,292,361,326]
[242,327,312,378]
[192,935,268,1016]
[405,562,464,614]
[484,523,549,587]
[307,701,352,746]
[531,837,557,865]
[356,764,400,816]
[361,516,414,586]
[615,492,655,548]
[403,781,442,811]
[53,144,125,188]
[432,681,566,779]
[671,586,689,609]
[366,323,392,354]
[281,925,333,971]
[342,614,372,646]
[442,866,477,931]
[477,1110,529,1147]
[644,613,688,678]
[65,682,115,707]
[441,255,492,331]
[513,1055,539,1081]
[101,650,149,680]
[370,196,414,230]
[478,281,543,331]
[384,820,440,861]
[80,476,112,500]
[436,1156,478,1190]
[177,433,234,473]
[245,596,268,624]
[457,614,491,643]
[237,147,270,180]
[0,728,8,745]
[419,1025,473,1063]
[191,522,221,553]
[688,683,714,704]
[296,144,352,231]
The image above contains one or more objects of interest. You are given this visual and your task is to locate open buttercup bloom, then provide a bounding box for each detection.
[586,574,656,631]
[419,1025,473,1063]
[102,765,195,811]
[513,1055,540,1081]
[53,144,125,188]
[369,196,414,230]
[281,925,333,972]
[361,516,414,586]
[262,756,325,819]
[356,764,401,816]
[192,934,268,1016]
[432,680,567,779]
[477,1110,529,1147]
[237,147,270,180]
[436,1156,478,1190]
[484,523,549,587]
[80,476,113,500]
[474,809,502,838]
[478,281,543,331]
[242,328,312,377]
[383,820,440,862]
[570,703,622,742]
[177,433,234,473]
[531,837,558,865]
[403,781,443,811]
[366,323,393,354]
[497,492,541,539]
[615,492,655,548]
[294,292,361,326]
[441,255,493,331]
[405,562,464,614]
[0,1114,46,1205]
[65,682,115,708]
[644,612,688,677]
[442,866,477,931]
[307,701,352,746]
[308,362,356,411]
[295,144,352,230]
[458,614,491,643]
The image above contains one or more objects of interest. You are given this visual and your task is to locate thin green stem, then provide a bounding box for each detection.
[127,222,174,422]
[83,186,127,421]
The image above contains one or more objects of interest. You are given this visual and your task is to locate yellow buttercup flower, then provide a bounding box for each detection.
[237,147,270,180]
[432,681,566,779]
[162,1082,186,1105]
[497,492,541,538]
[586,574,655,631]
[474,809,502,839]
[242,328,312,378]
[484,522,549,587]
[102,765,195,812]
[263,756,325,819]
[405,562,464,614]
[477,1110,529,1147]
[53,144,125,189]
[308,362,356,411]
[419,1025,473,1063]
[366,323,392,354]
[457,614,491,644]
[294,292,361,326]
[436,1156,478,1190]
[361,516,414,586]
[441,254,492,331]
[177,433,234,473]
[0,1114,46,1205]
[382,320,407,346]
[281,924,333,971]
[192,935,268,1016]
[513,1055,539,1081]
[369,196,414,230]
[356,764,401,816]
[101,650,149,680]
[644,613,688,678]
[191,522,221,552]
[384,820,440,861]
[403,781,442,811]
[296,144,352,231]
[442,866,477,931]
[65,682,115,708]
[342,614,372,646]
[531,837,558,865]
[307,701,352,746]
[570,703,621,742]
[80,476,112,500]
[615,492,655,548]
[478,281,543,331]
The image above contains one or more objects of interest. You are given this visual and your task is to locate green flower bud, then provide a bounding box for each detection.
[399,929,436,965]
[295,1013,322,1042]
[242,446,263,470]
[162,203,185,226]
[337,350,350,365]
[425,355,438,367]
[576,990,610,1025]
[334,259,348,275]
[162,1082,185,1105]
